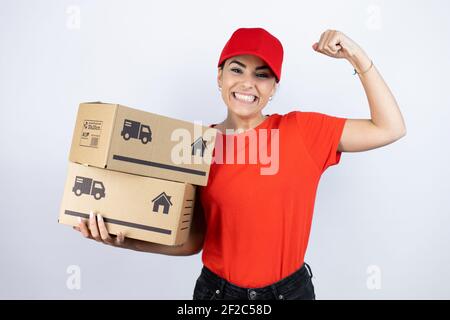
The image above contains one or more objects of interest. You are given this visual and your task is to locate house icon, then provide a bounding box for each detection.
[191,137,207,157]
[151,192,173,214]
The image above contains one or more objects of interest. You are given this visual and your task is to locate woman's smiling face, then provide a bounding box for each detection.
[217,54,277,119]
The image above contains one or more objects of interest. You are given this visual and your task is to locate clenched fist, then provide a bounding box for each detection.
[312,29,363,59]
[312,29,372,73]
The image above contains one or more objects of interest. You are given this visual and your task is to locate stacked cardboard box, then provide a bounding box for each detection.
[58,102,216,245]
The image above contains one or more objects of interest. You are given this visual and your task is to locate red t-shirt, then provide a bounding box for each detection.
[199,111,347,288]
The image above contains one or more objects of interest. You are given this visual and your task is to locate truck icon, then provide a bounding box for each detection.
[120,119,152,144]
[72,176,106,200]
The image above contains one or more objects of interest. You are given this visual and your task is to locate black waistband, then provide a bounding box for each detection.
[200,262,312,292]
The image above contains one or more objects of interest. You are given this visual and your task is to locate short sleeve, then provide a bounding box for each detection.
[295,111,347,173]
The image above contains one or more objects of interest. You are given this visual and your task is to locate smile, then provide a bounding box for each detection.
[232,92,258,104]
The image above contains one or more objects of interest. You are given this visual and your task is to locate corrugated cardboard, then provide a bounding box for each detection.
[69,102,217,186]
[58,162,195,246]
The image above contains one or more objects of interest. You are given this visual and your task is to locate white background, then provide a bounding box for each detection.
[0,0,449,299]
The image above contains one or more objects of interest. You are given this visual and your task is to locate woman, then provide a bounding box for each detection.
[74,28,407,300]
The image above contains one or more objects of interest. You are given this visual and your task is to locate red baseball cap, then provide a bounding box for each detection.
[217,27,284,83]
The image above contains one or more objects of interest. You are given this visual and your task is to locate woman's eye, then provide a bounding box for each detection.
[230,68,270,78]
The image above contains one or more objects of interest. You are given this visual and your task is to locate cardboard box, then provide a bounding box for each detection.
[58,162,196,246]
[69,102,217,186]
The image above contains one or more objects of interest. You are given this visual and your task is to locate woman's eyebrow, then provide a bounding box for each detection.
[229,60,270,71]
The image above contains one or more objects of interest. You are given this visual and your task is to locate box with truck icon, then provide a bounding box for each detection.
[58,162,196,246]
[69,102,217,186]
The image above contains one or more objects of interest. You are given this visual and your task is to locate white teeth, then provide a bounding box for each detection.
[233,92,257,103]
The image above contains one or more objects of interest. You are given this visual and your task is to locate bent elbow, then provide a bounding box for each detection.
[391,127,407,141]
[399,124,407,137]
[189,244,204,256]
[178,242,203,256]
[398,128,407,139]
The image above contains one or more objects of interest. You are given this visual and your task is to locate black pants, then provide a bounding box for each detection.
[193,263,316,300]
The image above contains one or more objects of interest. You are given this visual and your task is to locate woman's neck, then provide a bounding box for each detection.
[220,113,268,132]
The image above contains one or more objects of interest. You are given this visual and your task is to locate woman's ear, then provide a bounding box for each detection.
[217,68,223,89]
[270,82,278,97]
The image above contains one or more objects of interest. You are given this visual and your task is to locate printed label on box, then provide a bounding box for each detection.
[80,120,102,148]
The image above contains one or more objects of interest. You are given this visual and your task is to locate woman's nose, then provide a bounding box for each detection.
[239,73,256,88]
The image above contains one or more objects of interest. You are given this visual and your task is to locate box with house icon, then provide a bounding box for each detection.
[69,102,217,186]
[58,162,195,245]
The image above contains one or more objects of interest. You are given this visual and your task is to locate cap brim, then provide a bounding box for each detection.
[218,51,280,82]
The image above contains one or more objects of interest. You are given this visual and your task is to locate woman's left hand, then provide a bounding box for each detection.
[312,29,365,60]
[312,29,371,73]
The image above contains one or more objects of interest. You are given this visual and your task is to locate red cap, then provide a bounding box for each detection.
[218,28,284,83]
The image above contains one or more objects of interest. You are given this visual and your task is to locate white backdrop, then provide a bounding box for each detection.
[1,0,449,299]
